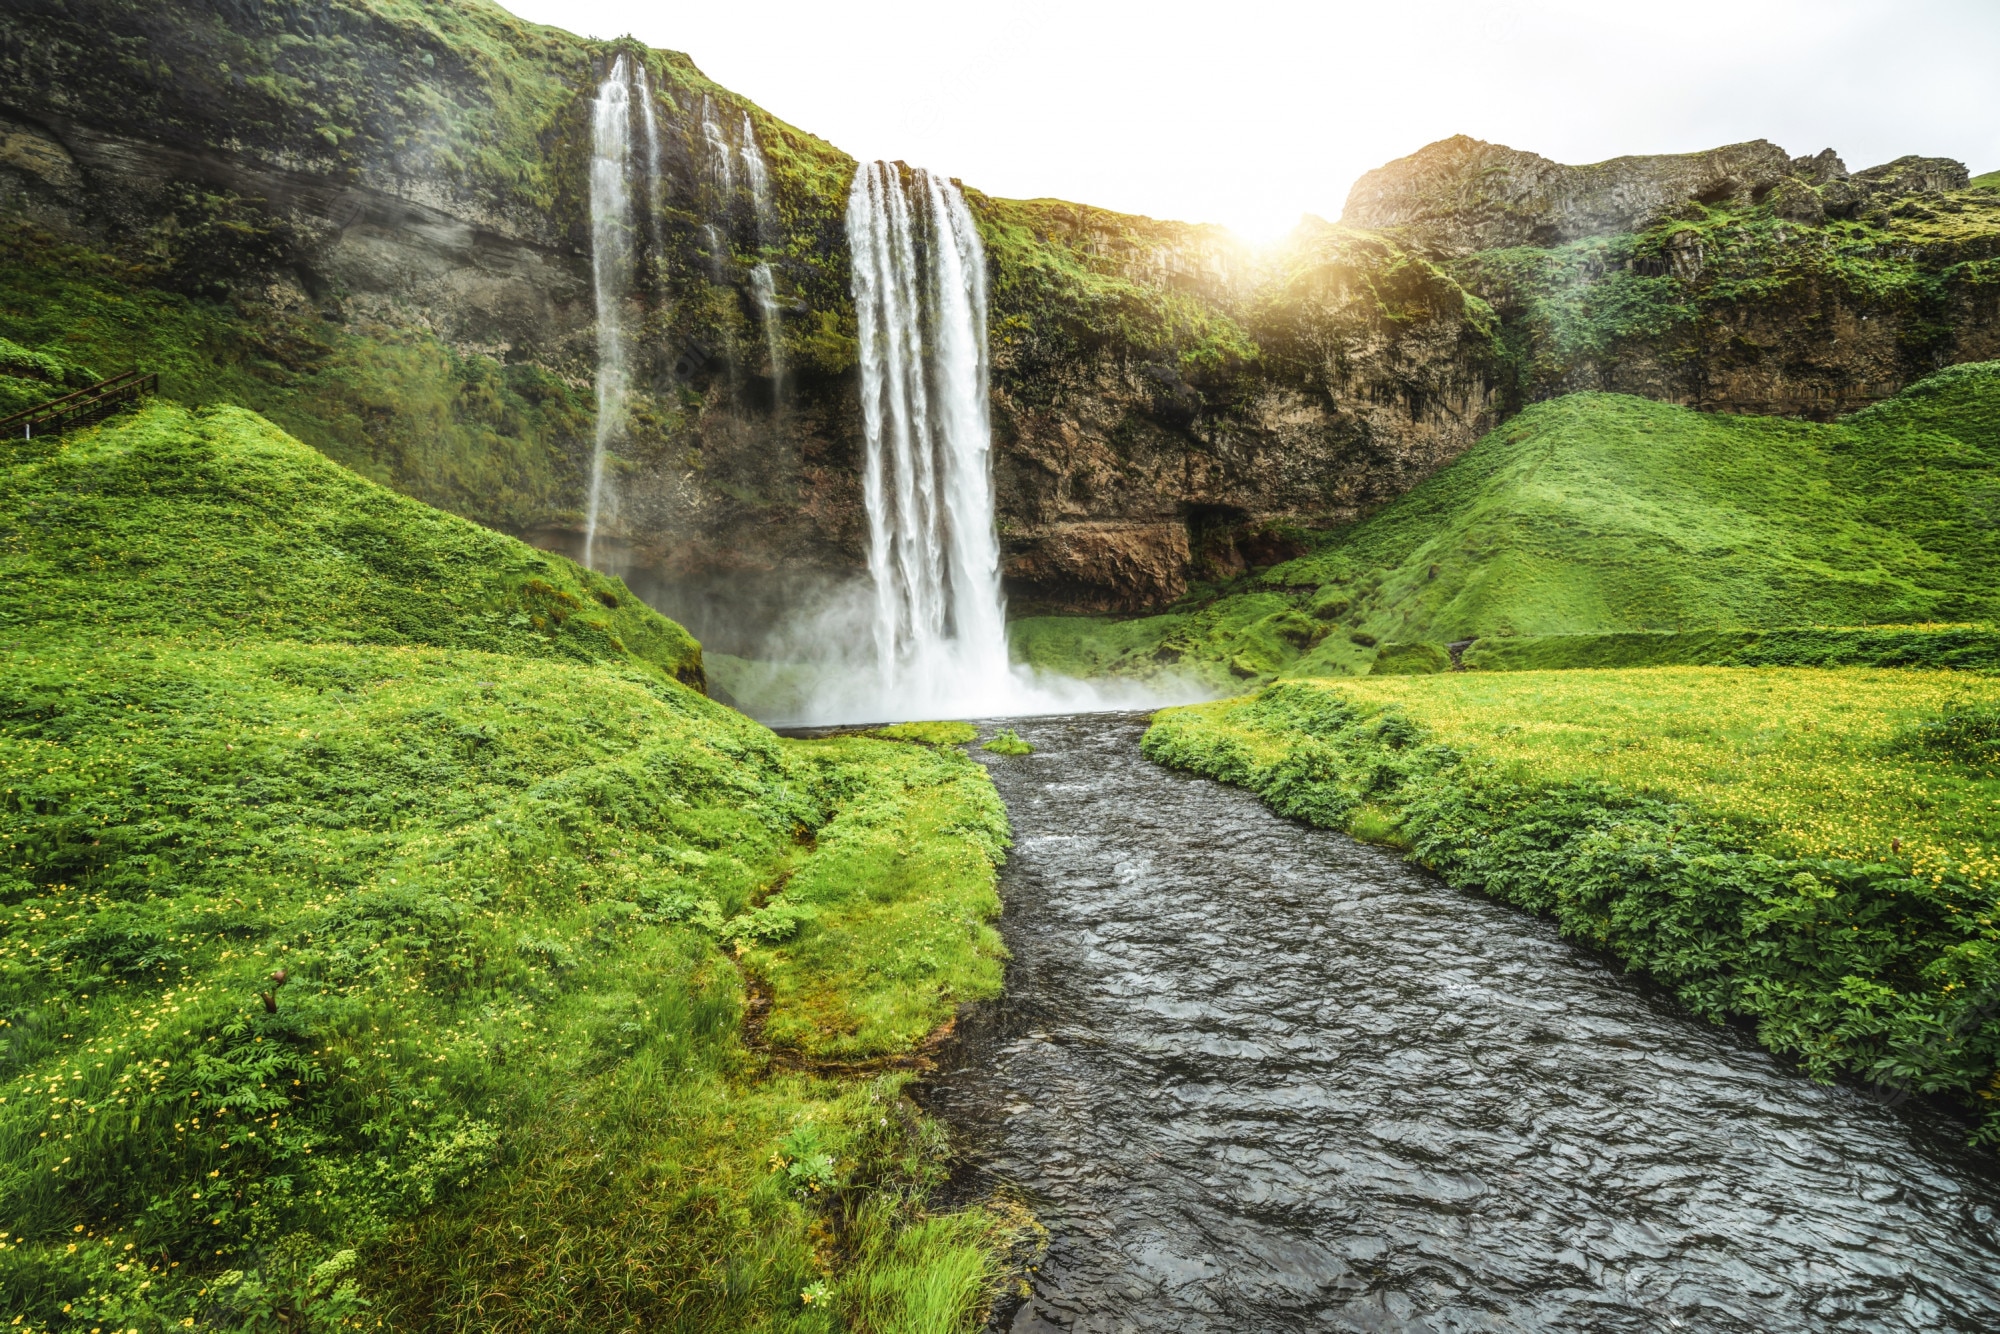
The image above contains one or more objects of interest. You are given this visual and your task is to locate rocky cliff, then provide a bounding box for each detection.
[1,0,1997,642]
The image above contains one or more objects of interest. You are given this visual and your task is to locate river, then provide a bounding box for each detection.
[920,713,2000,1333]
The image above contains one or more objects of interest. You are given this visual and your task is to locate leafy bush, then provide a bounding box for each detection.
[981,730,1033,756]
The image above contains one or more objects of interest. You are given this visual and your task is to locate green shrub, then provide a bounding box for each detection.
[982,729,1033,755]
[1369,642,1451,675]
[872,721,979,746]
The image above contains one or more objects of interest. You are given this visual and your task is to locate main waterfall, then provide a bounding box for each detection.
[845,162,1012,716]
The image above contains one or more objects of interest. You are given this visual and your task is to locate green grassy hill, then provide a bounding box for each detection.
[0,407,1020,1330]
[3,401,703,688]
[1013,361,2000,682]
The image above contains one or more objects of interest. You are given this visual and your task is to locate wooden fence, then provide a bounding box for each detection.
[0,370,160,440]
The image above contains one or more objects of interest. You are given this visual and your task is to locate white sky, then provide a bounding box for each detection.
[498,0,2000,242]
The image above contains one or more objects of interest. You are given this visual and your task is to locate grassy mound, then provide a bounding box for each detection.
[0,409,1019,1329]
[1145,670,2000,1140]
[1014,363,2000,684]
[2,402,701,689]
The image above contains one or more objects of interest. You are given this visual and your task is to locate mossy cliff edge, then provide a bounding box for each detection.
[2,1,1997,641]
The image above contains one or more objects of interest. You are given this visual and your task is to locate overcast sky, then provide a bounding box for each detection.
[498,0,2000,242]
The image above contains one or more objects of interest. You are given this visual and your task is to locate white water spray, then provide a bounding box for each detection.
[710,161,1216,725]
[739,114,783,386]
[583,55,634,570]
[844,162,1011,716]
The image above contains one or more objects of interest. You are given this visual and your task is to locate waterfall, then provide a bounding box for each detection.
[583,55,635,571]
[846,161,1010,713]
[739,114,783,387]
[633,62,662,252]
[700,95,734,194]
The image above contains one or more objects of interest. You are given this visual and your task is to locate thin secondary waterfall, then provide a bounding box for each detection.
[739,114,783,387]
[633,62,662,252]
[846,161,1009,713]
[583,55,635,570]
[700,95,734,194]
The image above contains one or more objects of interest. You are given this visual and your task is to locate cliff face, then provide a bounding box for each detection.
[1,1,1997,640]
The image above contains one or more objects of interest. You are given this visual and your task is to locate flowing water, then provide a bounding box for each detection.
[701,95,735,194]
[928,713,2000,1333]
[844,161,1009,717]
[583,56,634,570]
[633,62,662,252]
[741,114,784,387]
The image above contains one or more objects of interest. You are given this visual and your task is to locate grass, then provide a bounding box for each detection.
[0,407,1021,1330]
[1144,670,2000,1140]
[1011,362,2000,685]
[0,223,595,536]
[1295,668,2000,889]
[980,732,1032,757]
[2,401,699,687]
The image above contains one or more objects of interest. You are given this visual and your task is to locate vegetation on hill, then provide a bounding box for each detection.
[4,402,701,687]
[1012,363,2000,684]
[1144,671,2000,1139]
[0,221,598,535]
[0,408,1022,1330]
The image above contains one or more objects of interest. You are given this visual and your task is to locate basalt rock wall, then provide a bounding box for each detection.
[2,2,1998,636]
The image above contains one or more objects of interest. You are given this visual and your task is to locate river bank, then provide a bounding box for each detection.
[0,407,1023,1332]
[1143,671,2000,1144]
[929,712,2000,1331]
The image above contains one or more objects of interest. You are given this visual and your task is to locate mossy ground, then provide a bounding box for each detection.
[1258,669,2000,888]
[1012,363,2000,685]
[1145,671,2000,1139]
[0,407,1021,1331]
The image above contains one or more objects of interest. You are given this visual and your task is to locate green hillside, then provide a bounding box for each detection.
[2,402,702,688]
[0,408,1020,1330]
[1013,361,2000,682]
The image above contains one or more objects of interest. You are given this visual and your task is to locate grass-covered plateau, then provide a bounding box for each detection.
[1012,363,2000,685]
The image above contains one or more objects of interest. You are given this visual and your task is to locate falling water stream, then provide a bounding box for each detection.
[741,114,784,387]
[925,714,2000,1333]
[582,56,634,570]
[845,161,1010,715]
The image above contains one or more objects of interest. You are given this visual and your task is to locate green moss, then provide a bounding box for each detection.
[0,403,1022,1327]
[1369,641,1451,675]
[1461,625,2000,672]
[968,194,1261,397]
[2,401,701,687]
[1016,364,2000,689]
[1455,194,2000,402]
[0,223,596,533]
[870,721,979,747]
[981,729,1033,756]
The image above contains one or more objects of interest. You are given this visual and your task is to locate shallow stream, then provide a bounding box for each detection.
[922,713,2000,1332]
